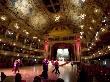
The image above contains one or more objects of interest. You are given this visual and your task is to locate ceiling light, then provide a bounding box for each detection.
[26,32,29,35]
[80,14,86,19]
[89,27,93,30]
[104,24,107,26]
[94,9,98,13]
[1,15,7,21]
[81,0,85,2]
[14,23,20,29]
[55,15,60,22]
[102,20,106,22]
[4,52,7,55]
[33,37,38,39]
[88,48,90,51]
[13,43,16,46]
[99,52,101,54]
[84,57,87,59]
[80,36,83,39]
[80,25,84,29]
[91,43,94,45]
[96,32,99,36]
[101,28,106,32]
[38,39,40,42]
[95,37,98,41]
[108,46,110,49]
[23,30,26,32]
[94,8,100,13]
[80,32,84,35]
[17,54,19,56]
[93,54,95,56]
[91,19,96,23]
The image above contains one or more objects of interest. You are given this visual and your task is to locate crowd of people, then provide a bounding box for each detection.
[1,72,64,82]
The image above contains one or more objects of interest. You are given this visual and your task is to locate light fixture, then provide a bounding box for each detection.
[89,27,93,30]
[80,25,84,29]
[94,8,100,13]
[38,39,40,42]
[89,47,92,49]
[91,43,95,46]
[17,54,19,56]
[108,46,110,49]
[99,52,102,54]
[13,43,16,46]
[81,0,85,2]
[96,32,99,36]
[1,15,7,21]
[91,19,96,23]
[55,15,60,22]
[23,30,29,35]
[33,37,38,39]
[95,37,98,41]
[101,28,106,32]
[80,36,83,39]
[94,9,98,13]
[80,14,86,19]
[23,30,26,32]
[80,32,84,35]
[26,32,29,35]
[102,20,106,22]
[14,23,20,29]
[88,48,90,51]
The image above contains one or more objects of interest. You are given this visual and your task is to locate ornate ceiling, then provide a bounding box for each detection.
[0,0,110,58]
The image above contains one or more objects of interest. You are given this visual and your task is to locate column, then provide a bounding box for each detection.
[44,36,49,58]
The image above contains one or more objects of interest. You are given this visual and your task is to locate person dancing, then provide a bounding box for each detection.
[40,58,49,79]
[12,60,20,73]
[52,60,60,74]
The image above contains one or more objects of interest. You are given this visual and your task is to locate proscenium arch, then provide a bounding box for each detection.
[51,43,74,61]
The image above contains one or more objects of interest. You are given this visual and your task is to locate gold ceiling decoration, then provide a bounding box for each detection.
[62,0,82,25]
[8,0,34,17]
[0,0,109,57]
[29,12,48,30]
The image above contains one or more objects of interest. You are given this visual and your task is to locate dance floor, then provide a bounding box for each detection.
[0,62,78,82]
[0,62,99,82]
